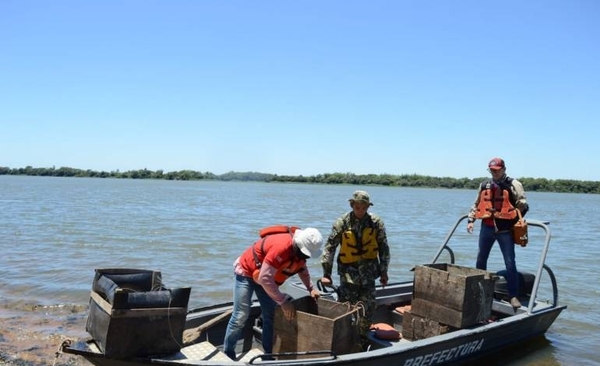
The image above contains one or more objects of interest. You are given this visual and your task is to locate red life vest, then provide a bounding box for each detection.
[475,183,517,221]
[254,260,306,285]
[258,225,299,238]
[239,226,305,286]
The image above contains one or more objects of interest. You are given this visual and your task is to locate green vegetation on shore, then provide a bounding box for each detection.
[2,166,598,194]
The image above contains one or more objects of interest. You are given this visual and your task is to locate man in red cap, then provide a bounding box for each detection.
[466,158,529,308]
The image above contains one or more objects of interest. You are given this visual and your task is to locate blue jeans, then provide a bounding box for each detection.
[476,224,519,298]
[223,274,276,360]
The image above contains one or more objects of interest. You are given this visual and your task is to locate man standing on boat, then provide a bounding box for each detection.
[223,226,323,361]
[320,190,390,345]
[466,157,529,308]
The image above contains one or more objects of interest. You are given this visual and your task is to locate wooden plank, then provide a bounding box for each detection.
[90,291,112,315]
[410,298,465,328]
[401,311,449,341]
[182,309,233,346]
[414,266,463,309]
[273,297,359,358]
[410,297,490,328]
[413,264,495,315]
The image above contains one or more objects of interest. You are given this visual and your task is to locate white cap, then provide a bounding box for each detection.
[293,228,323,258]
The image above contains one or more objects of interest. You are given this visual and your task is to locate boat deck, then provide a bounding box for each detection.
[60,218,565,366]
[157,297,537,363]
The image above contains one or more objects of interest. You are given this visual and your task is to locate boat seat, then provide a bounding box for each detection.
[494,271,535,299]
[158,341,231,363]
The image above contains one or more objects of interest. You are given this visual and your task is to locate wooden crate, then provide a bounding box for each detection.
[401,310,450,340]
[85,268,191,358]
[412,264,496,328]
[273,297,360,358]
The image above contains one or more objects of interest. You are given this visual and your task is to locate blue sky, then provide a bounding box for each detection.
[2,1,599,181]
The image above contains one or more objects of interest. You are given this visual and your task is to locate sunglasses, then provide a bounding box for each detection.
[294,244,310,260]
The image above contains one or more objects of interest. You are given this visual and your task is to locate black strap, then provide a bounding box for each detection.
[252,237,267,268]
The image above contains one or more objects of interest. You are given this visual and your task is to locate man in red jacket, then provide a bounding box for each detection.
[223,226,323,360]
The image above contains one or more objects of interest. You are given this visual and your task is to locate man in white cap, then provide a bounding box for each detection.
[321,190,391,346]
[223,226,323,360]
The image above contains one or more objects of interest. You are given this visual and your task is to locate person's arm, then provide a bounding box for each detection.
[466,184,482,233]
[321,217,343,281]
[467,186,481,223]
[376,217,390,286]
[256,262,289,305]
[512,180,529,216]
[256,263,297,320]
[297,266,313,292]
[298,266,320,298]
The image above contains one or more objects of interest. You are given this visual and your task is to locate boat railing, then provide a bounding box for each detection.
[430,215,559,315]
[316,279,414,307]
[249,351,337,364]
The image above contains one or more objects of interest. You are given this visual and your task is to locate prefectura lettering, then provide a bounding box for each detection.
[403,339,484,366]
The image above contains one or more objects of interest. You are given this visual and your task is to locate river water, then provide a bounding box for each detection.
[1,176,598,365]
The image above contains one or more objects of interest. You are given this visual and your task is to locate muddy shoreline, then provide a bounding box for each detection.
[0,305,91,366]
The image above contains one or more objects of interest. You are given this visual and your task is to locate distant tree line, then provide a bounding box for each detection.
[1,165,599,194]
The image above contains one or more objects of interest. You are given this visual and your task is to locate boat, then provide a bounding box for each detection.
[60,215,566,365]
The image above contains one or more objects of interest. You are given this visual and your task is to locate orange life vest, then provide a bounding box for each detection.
[253,259,306,285]
[475,183,517,220]
[245,225,305,286]
[258,225,299,238]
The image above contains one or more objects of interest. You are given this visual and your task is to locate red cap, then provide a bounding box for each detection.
[488,157,505,170]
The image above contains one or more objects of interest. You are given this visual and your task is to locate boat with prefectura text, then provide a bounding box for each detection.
[60,215,565,366]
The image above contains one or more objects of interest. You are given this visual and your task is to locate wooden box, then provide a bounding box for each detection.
[86,268,191,358]
[273,296,360,358]
[401,310,450,340]
[412,264,496,328]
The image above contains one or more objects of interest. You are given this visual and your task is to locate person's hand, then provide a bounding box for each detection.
[380,272,388,287]
[281,299,296,321]
[467,222,474,234]
[309,288,321,300]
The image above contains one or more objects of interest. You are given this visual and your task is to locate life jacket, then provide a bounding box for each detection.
[475,180,517,220]
[258,225,299,238]
[243,225,305,286]
[254,259,306,286]
[339,217,379,264]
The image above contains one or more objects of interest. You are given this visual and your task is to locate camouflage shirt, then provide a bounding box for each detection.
[321,211,390,286]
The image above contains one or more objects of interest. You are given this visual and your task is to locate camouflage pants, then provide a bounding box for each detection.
[338,281,377,337]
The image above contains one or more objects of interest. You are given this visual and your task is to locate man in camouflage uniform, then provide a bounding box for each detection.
[321,190,390,343]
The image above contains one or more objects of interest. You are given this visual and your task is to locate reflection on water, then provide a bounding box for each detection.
[460,337,560,366]
[1,176,599,365]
